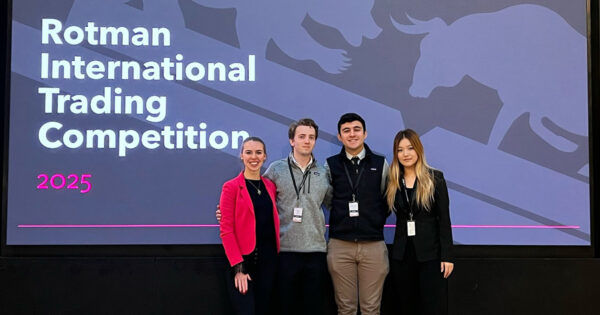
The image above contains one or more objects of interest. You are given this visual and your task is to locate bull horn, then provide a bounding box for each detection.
[406,14,428,25]
[391,13,447,35]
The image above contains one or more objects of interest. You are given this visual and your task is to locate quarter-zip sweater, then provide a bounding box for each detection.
[264,152,332,252]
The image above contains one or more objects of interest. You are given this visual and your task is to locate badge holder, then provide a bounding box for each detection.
[293,207,303,223]
[349,197,359,217]
[407,213,416,236]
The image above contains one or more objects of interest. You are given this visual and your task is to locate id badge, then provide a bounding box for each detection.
[407,220,416,236]
[348,202,359,217]
[293,207,303,223]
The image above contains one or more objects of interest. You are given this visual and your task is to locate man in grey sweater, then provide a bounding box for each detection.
[263,118,332,315]
[218,118,332,314]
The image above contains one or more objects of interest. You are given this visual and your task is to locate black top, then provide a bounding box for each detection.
[326,144,388,241]
[406,187,415,205]
[232,179,276,275]
[246,179,276,252]
[392,170,454,262]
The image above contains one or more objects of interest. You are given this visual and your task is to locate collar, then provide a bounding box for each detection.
[338,143,373,162]
[345,147,366,161]
[289,151,314,173]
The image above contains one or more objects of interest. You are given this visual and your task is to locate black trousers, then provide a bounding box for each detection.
[277,252,327,315]
[390,240,448,315]
[226,247,278,315]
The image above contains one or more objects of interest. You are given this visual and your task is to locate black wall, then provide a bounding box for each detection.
[1,257,600,314]
[1,1,599,314]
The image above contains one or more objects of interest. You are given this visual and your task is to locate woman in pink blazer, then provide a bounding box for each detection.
[220,137,280,315]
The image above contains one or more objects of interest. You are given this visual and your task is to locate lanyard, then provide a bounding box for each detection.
[401,177,414,221]
[343,159,365,202]
[287,157,311,200]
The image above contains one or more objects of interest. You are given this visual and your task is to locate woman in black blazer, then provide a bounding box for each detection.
[385,129,454,315]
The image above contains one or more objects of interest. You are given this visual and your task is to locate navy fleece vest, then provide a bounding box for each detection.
[327,145,387,241]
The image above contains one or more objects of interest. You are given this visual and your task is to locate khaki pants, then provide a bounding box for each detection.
[327,238,389,315]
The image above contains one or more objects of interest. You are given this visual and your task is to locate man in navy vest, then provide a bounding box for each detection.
[325,113,389,315]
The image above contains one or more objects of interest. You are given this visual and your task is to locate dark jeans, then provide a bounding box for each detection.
[277,251,327,315]
[390,240,448,315]
[226,247,278,315]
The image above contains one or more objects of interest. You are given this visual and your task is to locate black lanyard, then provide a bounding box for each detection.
[401,177,414,220]
[343,159,364,202]
[287,157,311,200]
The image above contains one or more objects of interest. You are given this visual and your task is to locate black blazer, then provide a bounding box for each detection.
[391,169,453,262]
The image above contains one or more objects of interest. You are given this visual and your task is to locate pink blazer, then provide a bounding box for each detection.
[219,172,280,267]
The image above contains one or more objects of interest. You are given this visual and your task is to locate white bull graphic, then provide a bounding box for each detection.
[392,4,587,152]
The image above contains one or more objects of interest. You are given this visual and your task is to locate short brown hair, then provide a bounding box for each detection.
[288,118,319,140]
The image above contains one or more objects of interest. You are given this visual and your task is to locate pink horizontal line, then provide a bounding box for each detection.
[18,224,220,228]
[18,224,580,229]
[451,225,580,229]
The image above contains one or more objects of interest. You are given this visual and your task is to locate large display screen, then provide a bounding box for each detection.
[5,0,590,245]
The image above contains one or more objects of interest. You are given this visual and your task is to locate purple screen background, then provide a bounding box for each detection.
[6,0,590,245]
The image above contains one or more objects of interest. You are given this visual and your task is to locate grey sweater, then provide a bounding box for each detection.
[264,152,332,252]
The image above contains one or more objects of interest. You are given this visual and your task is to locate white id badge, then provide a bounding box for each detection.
[293,207,303,223]
[407,220,416,236]
[348,202,359,217]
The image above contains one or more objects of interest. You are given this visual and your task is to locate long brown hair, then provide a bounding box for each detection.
[385,129,435,211]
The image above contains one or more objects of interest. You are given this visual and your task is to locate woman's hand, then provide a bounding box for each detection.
[234,272,252,294]
[441,262,454,278]
[216,204,221,222]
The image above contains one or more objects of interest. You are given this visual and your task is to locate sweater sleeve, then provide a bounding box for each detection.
[263,162,276,182]
[381,159,389,195]
[323,161,333,210]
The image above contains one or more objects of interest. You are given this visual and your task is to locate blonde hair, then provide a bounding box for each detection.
[386,129,435,211]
